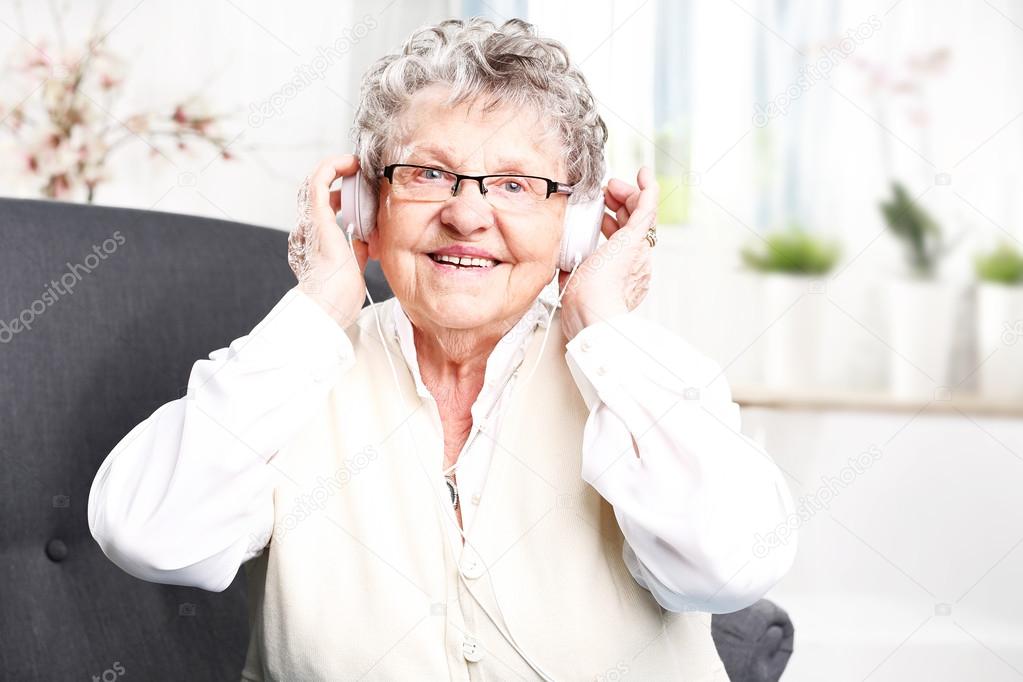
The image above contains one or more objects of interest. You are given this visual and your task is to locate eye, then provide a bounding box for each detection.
[417,167,446,180]
[499,179,525,193]
[408,167,448,183]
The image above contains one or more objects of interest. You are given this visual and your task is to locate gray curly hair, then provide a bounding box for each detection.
[349,17,608,202]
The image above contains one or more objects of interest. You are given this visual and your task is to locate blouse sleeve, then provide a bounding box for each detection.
[87,287,356,592]
[564,311,798,614]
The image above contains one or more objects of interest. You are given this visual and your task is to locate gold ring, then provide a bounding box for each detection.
[644,227,658,248]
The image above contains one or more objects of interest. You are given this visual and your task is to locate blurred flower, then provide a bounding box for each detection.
[124,113,151,134]
[854,47,951,131]
[0,11,238,203]
[908,48,950,74]
[907,109,929,128]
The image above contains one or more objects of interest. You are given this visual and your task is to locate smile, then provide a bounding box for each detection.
[427,253,500,269]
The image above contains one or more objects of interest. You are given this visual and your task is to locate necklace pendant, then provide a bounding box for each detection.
[444,474,459,510]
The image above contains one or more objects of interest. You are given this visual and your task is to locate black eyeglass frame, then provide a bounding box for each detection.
[377,163,574,200]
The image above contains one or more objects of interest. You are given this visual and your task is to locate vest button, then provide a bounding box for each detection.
[45,538,68,562]
[580,340,591,352]
[462,635,485,662]
[460,556,485,580]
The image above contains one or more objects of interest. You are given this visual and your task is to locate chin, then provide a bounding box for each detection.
[428,293,503,329]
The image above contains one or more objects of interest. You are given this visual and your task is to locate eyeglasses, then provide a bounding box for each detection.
[378,163,574,211]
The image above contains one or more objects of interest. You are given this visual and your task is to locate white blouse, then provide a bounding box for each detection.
[88,285,797,613]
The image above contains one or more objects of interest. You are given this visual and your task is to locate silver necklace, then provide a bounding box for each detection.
[444,472,460,510]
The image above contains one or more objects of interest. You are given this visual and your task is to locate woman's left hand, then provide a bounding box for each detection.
[558,166,660,342]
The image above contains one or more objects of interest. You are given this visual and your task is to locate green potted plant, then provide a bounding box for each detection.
[879,181,948,278]
[740,228,841,276]
[878,181,961,399]
[974,242,1023,400]
[975,242,1023,285]
[741,225,841,390]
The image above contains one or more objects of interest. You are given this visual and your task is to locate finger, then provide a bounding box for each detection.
[623,192,640,217]
[609,176,644,217]
[616,205,630,230]
[627,167,659,233]
[600,211,620,240]
[329,188,341,215]
[603,185,619,212]
[607,177,636,204]
[636,165,656,191]
[310,154,360,211]
[624,168,655,214]
[635,166,658,209]
[310,155,359,209]
[603,185,624,213]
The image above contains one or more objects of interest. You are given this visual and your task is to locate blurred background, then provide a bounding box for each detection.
[2,0,1022,679]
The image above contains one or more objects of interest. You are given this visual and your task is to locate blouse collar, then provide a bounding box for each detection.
[387,281,557,413]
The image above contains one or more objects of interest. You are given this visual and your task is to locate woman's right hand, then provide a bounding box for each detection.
[288,155,370,328]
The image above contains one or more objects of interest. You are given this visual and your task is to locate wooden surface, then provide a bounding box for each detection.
[731,383,1023,418]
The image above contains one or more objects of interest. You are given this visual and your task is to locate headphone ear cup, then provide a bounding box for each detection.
[558,195,606,271]
[336,169,378,241]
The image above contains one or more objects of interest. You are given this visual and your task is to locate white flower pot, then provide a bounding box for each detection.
[886,277,960,399]
[760,272,827,390]
[976,282,1023,401]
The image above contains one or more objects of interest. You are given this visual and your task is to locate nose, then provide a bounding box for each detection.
[440,179,496,235]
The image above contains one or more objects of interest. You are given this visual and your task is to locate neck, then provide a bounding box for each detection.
[411,317,504,390]
[406,305,529,408]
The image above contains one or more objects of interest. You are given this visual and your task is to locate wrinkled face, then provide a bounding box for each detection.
[367,83,568,335]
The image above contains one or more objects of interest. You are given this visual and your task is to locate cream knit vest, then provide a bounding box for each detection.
[240,300,728,681]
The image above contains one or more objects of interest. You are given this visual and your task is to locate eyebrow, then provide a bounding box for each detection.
[407,143,541,176]
[407,144,459,166]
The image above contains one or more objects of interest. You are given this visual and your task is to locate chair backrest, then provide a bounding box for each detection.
[0,197,391,680]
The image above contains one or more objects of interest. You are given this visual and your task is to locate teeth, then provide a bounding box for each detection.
[431,253,497,268]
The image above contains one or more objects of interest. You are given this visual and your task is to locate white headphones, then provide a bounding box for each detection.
[335,169,606,272]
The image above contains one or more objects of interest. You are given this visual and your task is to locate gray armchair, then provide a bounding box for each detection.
[0,197,793,681]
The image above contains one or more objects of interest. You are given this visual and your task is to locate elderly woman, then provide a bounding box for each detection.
[89,17,796,681]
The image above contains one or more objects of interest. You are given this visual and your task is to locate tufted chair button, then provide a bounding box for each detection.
[45,538,68,562]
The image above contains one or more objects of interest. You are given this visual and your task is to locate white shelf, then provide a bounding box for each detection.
[731,383,1023,418]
